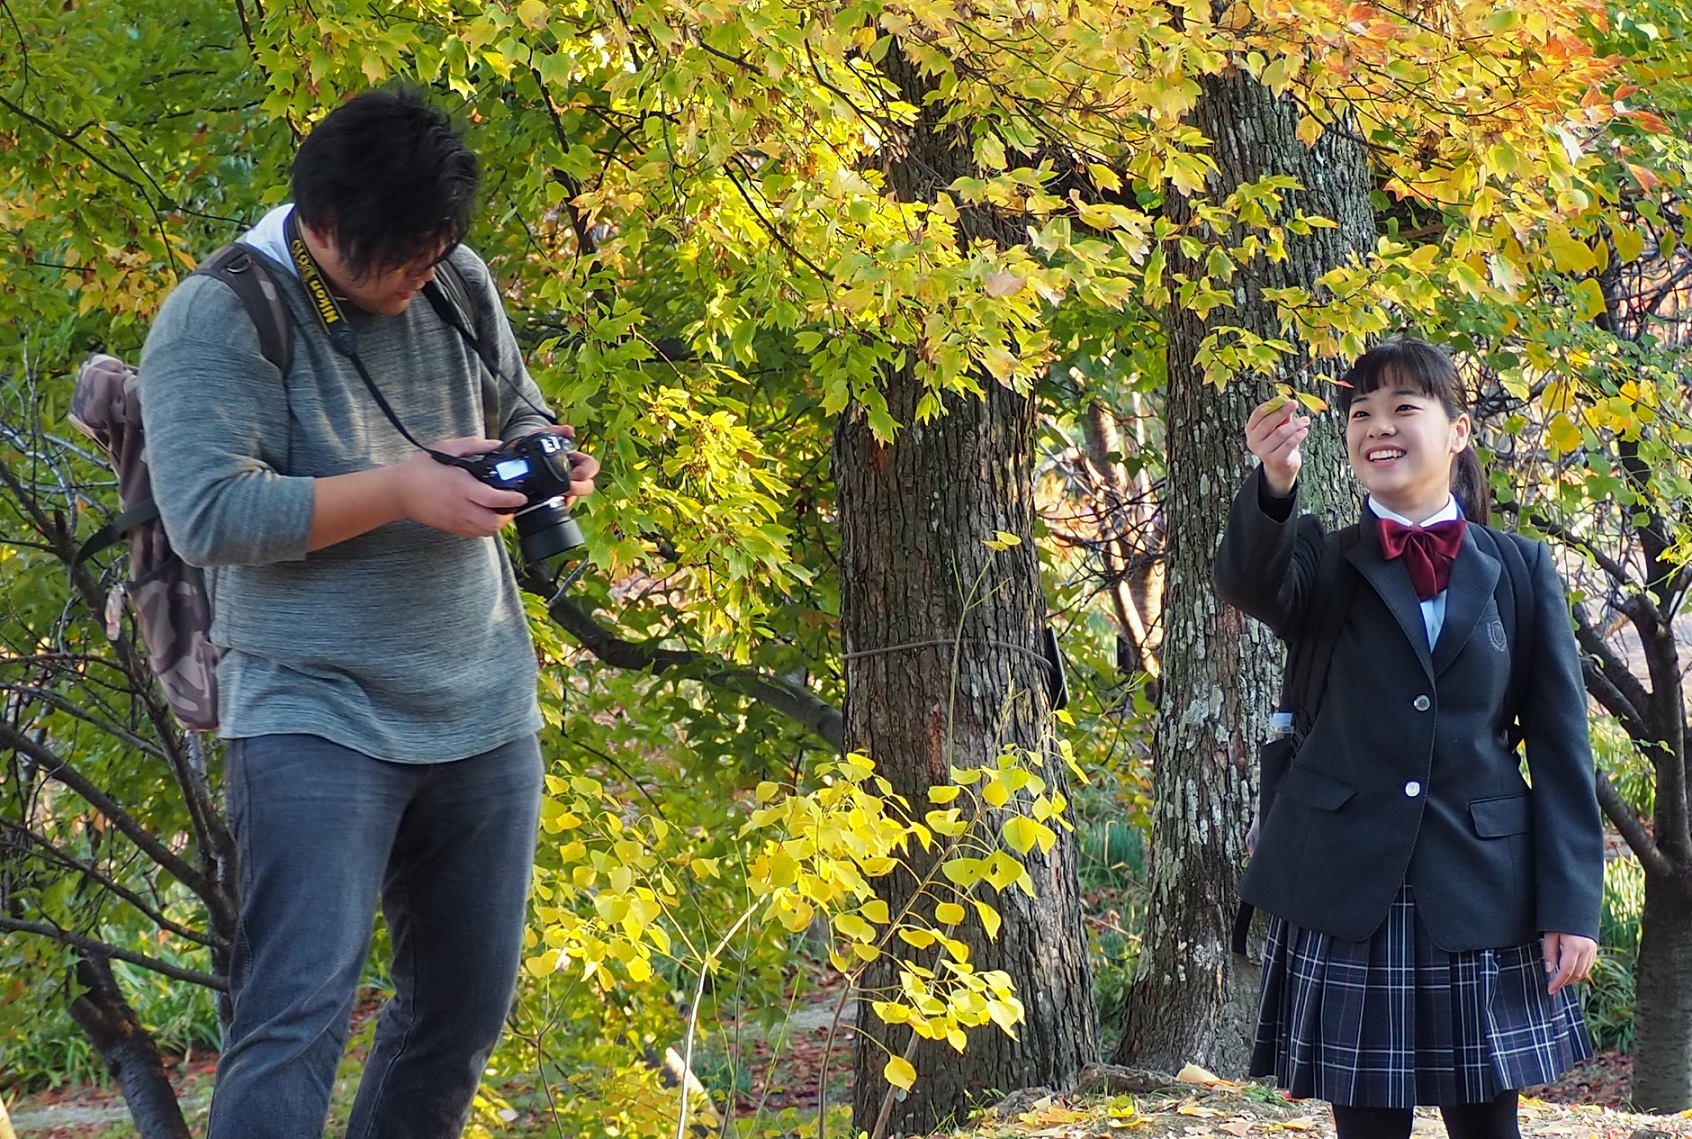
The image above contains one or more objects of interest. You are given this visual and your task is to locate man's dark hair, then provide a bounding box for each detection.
[292,87,481,281]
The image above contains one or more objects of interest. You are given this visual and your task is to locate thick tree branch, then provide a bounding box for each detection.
[526,580,843,751]
[1618,439,1673,596]
[0,918,225,990]
[1619,595,1692,857]
[231,0,259,56]
[1596,769,1676,879]
[1570,603,1651,735]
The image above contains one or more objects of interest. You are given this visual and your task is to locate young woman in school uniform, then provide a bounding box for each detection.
[1214,338,1605,1139]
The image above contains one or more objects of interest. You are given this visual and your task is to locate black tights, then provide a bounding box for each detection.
[1331,1091,1520,1139]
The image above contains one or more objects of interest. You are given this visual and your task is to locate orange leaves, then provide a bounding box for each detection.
[1624,162,1662,191]
[1622,108,1673,134]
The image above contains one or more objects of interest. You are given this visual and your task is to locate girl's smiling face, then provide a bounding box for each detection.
[1346,386,1472,523]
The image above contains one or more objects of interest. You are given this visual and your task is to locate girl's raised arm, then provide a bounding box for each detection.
[1214,400,1329,639]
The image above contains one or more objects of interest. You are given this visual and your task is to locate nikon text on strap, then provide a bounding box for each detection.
[283,211,550,455]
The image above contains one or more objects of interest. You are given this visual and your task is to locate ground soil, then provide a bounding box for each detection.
[7,1036,1687,1139]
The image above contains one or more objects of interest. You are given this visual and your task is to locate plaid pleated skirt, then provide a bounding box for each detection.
[1250,882,1592,1108]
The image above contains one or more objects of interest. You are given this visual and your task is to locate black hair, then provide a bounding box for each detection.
[291,87,481,281]
[1337,338,1491,525]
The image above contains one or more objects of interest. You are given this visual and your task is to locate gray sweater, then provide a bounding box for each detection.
[139,228,549,762]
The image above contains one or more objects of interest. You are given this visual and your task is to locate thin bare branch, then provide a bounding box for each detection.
[0,818,226,950]
[0,918,226,990]
[0,683,171,764]
[0,721,208,897]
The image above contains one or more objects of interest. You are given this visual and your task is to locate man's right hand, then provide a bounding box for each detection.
[1245,398,1308,498]
[307,437,529,552]
[397,437,528,538]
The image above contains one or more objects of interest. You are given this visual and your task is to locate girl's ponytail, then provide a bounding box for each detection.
[1453,447,1491,527]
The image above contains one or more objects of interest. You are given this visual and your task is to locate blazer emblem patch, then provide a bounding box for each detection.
[1487,618,1508,653]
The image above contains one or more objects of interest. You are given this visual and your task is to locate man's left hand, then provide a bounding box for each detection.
[539,424,599,502]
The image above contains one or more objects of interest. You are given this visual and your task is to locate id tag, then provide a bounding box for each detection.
[104,584,126,641]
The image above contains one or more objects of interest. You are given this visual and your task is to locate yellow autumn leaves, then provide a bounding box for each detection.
[525,745,1061,1094]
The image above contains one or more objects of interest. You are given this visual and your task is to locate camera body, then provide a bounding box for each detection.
[447,431,585,563]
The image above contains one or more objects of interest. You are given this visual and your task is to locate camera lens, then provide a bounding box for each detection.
[516,500,586,563]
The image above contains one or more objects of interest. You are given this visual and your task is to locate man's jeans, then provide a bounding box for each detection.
[205,733,544,1139]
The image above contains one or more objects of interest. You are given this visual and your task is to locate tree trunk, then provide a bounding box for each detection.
[1116,72,1374,1073]
[66,953,190,1139]
[836,374,1097,1136]
[1585,265,1692,1116]
[1625,645,1692,1112]
[832,39,1098,1136]
[1630,871,1692,1111]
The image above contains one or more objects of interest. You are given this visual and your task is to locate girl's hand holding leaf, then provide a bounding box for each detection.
[1245,396,1310,497]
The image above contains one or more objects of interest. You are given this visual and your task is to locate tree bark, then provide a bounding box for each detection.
[1623,601,1692,1112]
[1116,72,1374,1074]
[832,40,1099,1137]
[66,953,190,1139]
[837,374,1097,1136]
[1629,871,1692,1111]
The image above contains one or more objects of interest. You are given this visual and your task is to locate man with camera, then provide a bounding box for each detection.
[139,88,598,1139]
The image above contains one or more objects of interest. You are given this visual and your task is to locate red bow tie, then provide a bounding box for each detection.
[1378,516,1466,601]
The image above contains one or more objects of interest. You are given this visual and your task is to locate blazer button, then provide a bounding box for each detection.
[1405,780,1422,797]
[1412,695,1431,711]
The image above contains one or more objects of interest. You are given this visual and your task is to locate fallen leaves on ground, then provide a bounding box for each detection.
[950,1065,1692,1139]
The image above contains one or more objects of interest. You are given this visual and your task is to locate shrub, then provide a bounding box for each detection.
[1585,855,1643,1053]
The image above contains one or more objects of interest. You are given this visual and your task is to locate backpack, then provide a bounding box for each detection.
[1228,520,1536,955]
[69,244,498,732]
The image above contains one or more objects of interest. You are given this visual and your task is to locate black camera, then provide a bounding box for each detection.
[440,432,586,564]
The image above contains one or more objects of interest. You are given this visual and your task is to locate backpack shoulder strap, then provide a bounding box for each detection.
[70,500,159,572]
[423,260,495,366]
[75,246,292,567]
[1476,525,1536,749]
[422,260,502,439]
[193,243,293,375]
[1286,523,1362,738]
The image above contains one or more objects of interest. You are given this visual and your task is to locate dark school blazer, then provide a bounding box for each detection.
[1214,468,1604,952]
